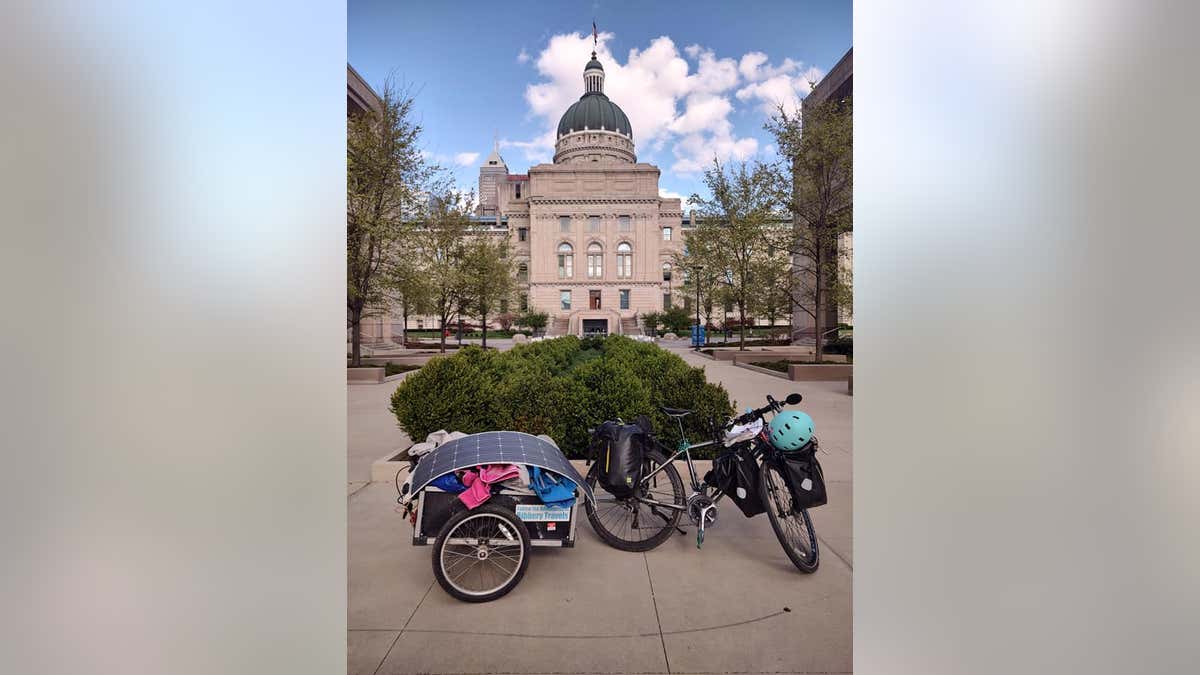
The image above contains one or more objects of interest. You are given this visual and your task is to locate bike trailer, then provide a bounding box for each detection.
[401,431,594,602]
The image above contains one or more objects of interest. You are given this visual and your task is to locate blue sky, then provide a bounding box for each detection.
[349,0,851,201]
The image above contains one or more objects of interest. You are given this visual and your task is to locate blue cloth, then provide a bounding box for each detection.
[528,466,577,509]
[429,472,466,493]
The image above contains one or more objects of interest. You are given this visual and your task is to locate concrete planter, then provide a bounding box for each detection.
[788,364,853,381]
[347,367,385,384]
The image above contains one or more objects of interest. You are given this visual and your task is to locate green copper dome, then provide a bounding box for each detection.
[557,93,632,138]
[585,56,604,71]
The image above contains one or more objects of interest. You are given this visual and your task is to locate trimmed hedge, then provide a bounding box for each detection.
[389,335,734,458]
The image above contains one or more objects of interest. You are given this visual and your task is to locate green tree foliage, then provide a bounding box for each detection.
[688,159,780,351]
[661,306,692,335]
[516,311,548,335]
[415,187,475,353]
[766,97,852,362]
[346,82,433,365]
[460,234,514,348]
[640,311,662,337]
[390,336,734,458]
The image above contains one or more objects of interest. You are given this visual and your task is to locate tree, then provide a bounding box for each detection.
[688,159,780,350]
[752,247,793,329]
[766,97,852,362]
[640,311,661,337]
[495,313,515,331]
[346,82,431,365]
[672,226,725,341]
[388,257,433,348]
[517,311,548,336]
[461,234,515,348]
[661,306,692,335]
[416,187,474,353]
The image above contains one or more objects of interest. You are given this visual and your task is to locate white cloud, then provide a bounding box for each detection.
[454,152,480,166]
[735,64,824,116]
[738,51,800,81]
[507,32,818,183]
[517,48,530,64]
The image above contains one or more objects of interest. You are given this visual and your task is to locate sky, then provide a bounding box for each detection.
[349,0,851,202]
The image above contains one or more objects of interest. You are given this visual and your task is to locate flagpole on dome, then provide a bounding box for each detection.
[592,20,598,56]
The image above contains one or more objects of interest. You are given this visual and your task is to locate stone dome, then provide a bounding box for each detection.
[556,93,632,139]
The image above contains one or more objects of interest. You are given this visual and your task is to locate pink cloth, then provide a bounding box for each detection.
[458,464,522,509]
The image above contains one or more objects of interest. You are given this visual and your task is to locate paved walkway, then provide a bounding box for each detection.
[348,344,852,674]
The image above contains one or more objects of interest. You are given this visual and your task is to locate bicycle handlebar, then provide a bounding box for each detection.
[729,392,803,427]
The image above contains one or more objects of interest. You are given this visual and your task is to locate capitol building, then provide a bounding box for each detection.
[473,51,688,337]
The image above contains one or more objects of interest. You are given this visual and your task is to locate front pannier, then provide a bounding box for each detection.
[780,450,827,510]
[590,421,647,499]
[705,449,766,517]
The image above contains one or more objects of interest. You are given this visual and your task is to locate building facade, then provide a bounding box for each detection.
[474,52,688,337]
[792,47,853,340]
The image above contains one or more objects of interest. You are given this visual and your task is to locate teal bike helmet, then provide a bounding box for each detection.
[768,410,814,451]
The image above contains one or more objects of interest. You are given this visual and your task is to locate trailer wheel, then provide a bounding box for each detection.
[432,503,530,602]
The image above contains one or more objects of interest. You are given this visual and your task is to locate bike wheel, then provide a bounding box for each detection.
[432,503,531,602]
[585,448,684,552]
[759,460,820,573]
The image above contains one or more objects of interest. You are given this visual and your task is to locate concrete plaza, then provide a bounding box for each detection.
[348,342,852,674]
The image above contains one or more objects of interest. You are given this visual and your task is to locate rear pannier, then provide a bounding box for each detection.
[780,448,827,510]
[590,420,648,499]
[705,448,766,517]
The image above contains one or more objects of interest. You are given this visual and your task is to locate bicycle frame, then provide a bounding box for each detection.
[635,415,729,512]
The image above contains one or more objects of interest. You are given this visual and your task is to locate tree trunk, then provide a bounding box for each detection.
[481,311,488,348]
[813,233,824,364]
[439,315,447,353]
[401,302,409,349]
[738,302,747,351]
[349,301,363,367]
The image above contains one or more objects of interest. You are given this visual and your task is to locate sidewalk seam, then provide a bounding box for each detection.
[372,578,436,675]
[643,552,672,674]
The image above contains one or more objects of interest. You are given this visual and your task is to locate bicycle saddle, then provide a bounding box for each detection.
[660,406,693,418]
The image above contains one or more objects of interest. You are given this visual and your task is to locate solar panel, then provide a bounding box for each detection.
[409,431,594,503]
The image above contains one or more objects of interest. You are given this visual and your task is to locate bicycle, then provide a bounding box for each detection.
[583,393,821,572]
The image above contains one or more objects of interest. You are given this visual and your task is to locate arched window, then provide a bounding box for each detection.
[616,242,633,279]
[557,243,574,279]
[517,263,528,283]
[587,242,603,278]
[662,262,673,281]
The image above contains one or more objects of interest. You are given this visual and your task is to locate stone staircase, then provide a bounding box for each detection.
[620,315,640,336]
[546,316,570,337]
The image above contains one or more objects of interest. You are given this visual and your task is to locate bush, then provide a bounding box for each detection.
[661,306,692,334]
[825,335,853,360]
[384,362,421,377]
[390,336,734,458]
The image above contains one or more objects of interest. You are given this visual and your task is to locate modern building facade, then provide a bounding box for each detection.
[792,47,853,341]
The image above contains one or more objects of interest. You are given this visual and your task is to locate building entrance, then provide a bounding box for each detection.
[582,319,608,336]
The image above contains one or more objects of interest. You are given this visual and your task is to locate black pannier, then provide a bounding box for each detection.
[780,449,827,510]
[704,448,765,517]
[590,420,648,499]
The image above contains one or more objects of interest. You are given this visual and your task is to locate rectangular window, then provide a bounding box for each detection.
[558,254,573,278]
[500,298,509,313]
[619,289,630,310]
[519,293,528,311]
[619,215,631,231]
[589,216,600,232]
[663,293,672,310]
[518,227,527,242]
[560,290,572,311]
[515,183,521,198]
[587,252,602,278]
[663,227,673,241]
[560,216,571,232]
